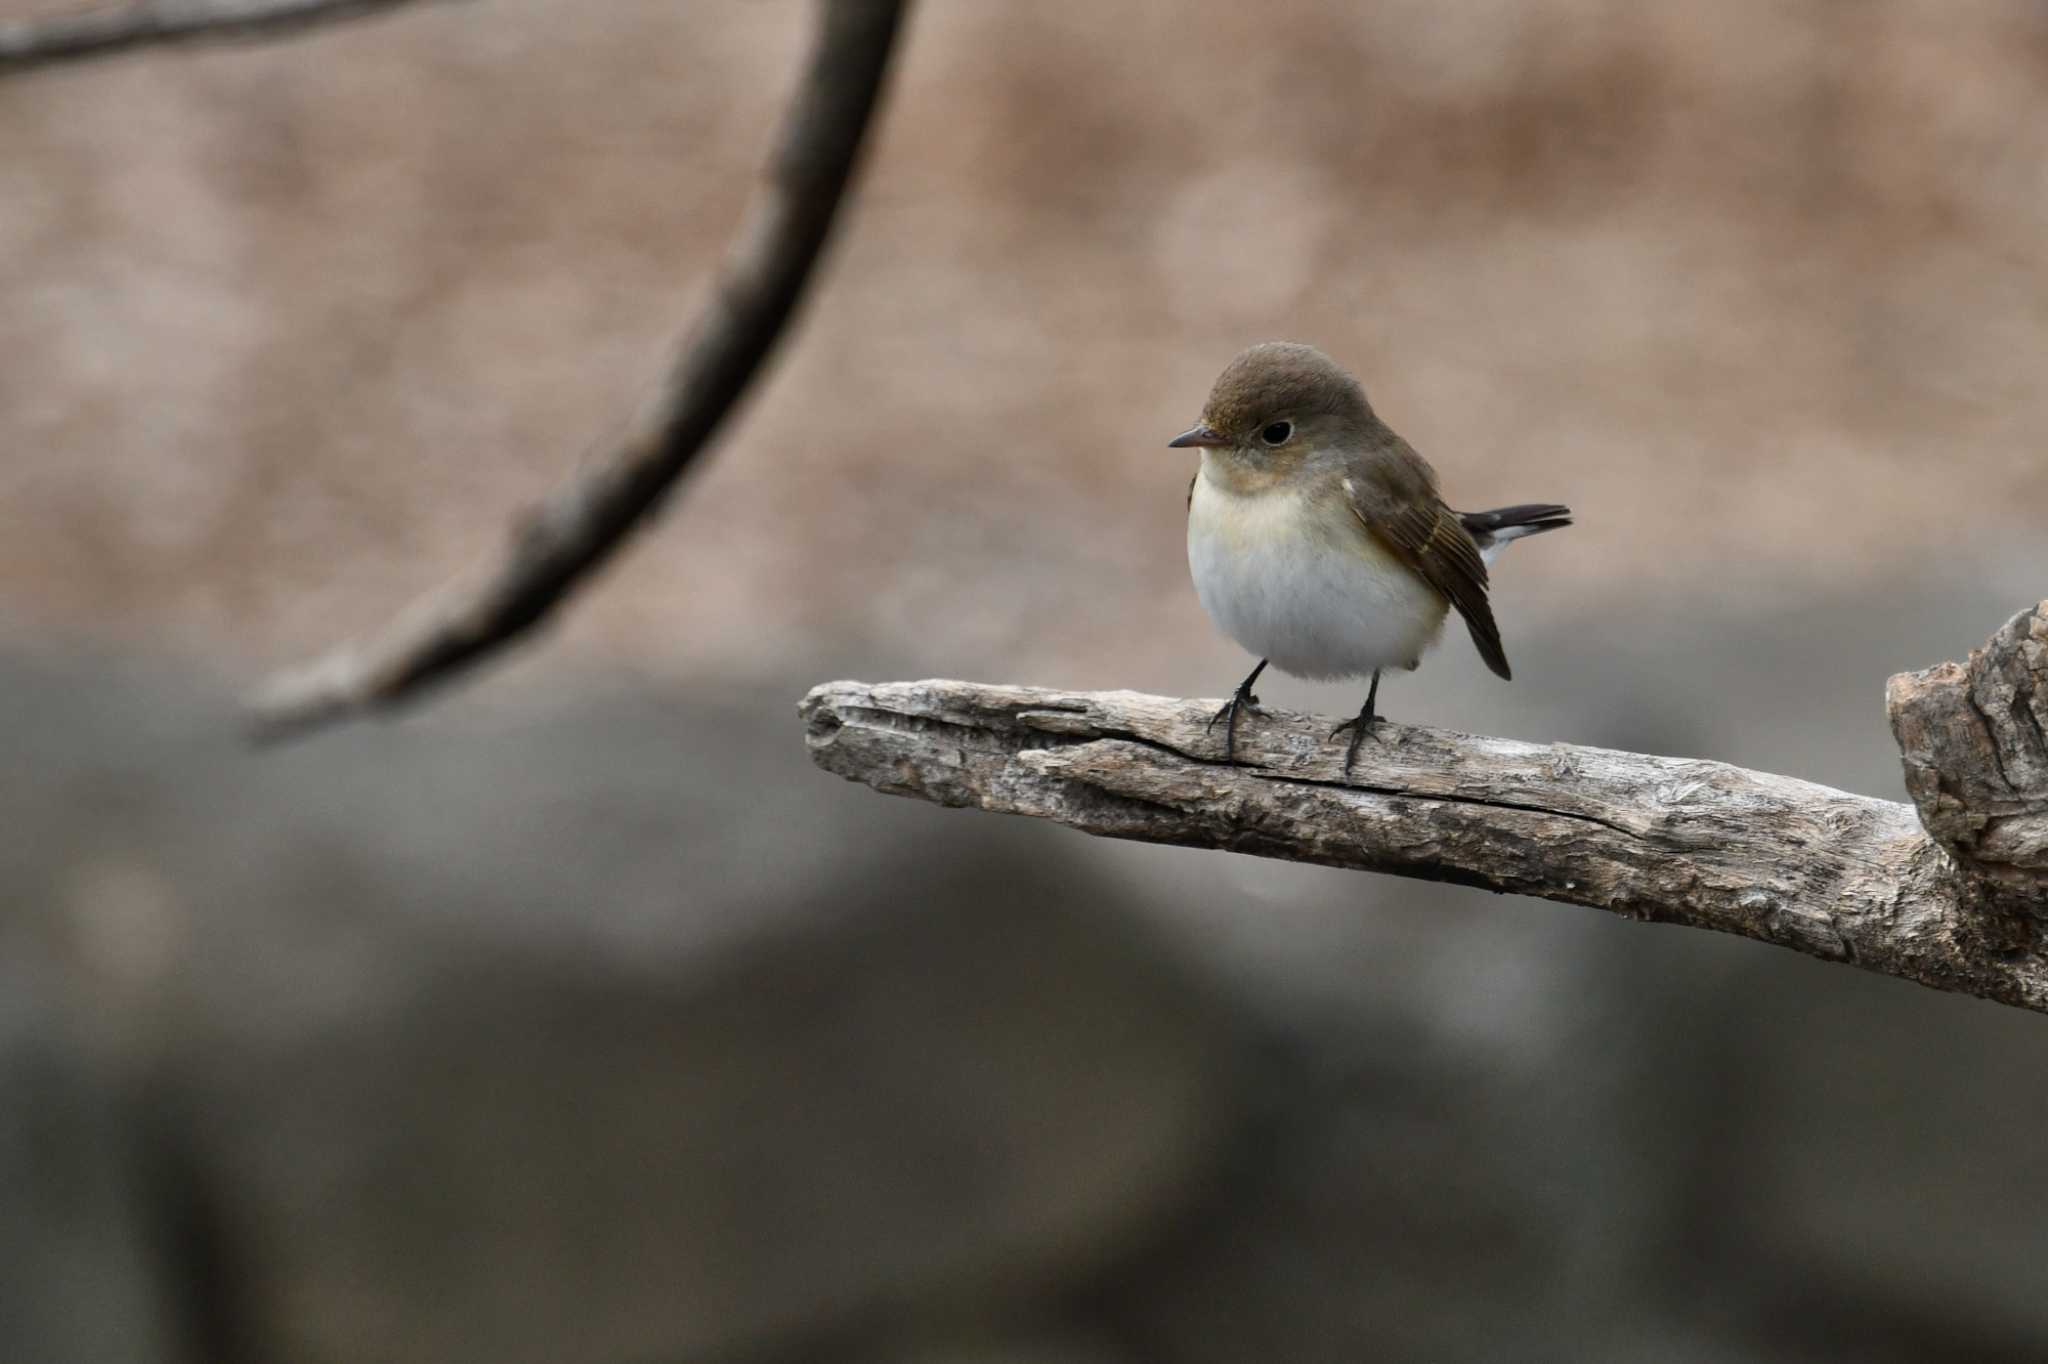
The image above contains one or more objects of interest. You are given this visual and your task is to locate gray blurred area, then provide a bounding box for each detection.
[6,1,2048,1361]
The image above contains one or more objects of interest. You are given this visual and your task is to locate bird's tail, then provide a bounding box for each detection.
[1461,503,1572,566]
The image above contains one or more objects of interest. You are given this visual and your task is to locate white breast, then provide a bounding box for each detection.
[1186,470,1448,681]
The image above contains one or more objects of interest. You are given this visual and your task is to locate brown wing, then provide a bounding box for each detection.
[1347,463,1512,680]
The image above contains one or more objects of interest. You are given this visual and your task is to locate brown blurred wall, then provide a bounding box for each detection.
[3,0,2045,691]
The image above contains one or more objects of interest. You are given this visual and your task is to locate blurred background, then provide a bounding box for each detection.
[5,1,2048,1360]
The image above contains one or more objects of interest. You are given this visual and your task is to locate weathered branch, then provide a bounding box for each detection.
[800,602,2048,1017]
[246,0,909,742]
[1888,602,2048,904]
[0,0,455,74]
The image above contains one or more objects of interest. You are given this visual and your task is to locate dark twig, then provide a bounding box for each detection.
[247,0,909,742]
[0,0,457,75]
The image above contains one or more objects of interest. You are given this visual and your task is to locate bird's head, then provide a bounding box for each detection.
[1168,342,1378,486]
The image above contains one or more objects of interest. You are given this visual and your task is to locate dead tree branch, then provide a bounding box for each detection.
[246,0,908,742]
[801,601,2048,1017]
[0,0,455,74]
[1888,602,2048,908]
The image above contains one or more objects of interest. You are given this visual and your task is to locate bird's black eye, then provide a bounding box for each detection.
[1260,420,1293,446]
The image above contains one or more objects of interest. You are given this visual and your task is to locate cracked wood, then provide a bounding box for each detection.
[1889,601,2048,901]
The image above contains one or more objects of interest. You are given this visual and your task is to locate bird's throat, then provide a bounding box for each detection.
[1197,447,1297,498]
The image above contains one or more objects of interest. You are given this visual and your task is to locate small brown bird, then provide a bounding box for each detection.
[1169,342,1571,778]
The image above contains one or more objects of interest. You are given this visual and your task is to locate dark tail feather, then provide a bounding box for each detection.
[1456,504,1569,683]
[1460,503,1573,538]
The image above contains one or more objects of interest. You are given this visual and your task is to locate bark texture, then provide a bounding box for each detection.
[802,602,2048,1017]
[1888,601,2048,904]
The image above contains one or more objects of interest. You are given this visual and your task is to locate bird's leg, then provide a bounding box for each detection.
[1206,659,1269,764]
[1328,669,1384,781]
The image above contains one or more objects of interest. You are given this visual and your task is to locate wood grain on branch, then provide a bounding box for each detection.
[0,0,453,74]
[800,602,2048,1017]
[246,0,908,742]
[1889,602,2048,903]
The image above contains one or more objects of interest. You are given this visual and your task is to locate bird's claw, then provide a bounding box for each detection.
[1208,692,1263,762]
[1205,693,1262,733]
[1328,711,1385,782]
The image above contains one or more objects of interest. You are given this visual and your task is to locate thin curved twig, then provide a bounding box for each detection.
[247,0,909,742]
[0,0,457,75]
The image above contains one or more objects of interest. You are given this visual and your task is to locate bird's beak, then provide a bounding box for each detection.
[1167,423,1226,449]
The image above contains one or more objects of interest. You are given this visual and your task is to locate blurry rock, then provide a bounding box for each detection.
[14,610,2048,1364]
[1094,1015,1563,1362]
[173,861,1237,1364]
[859,1330,1132,1364]
[0,970,178,1364]
[1,652,1240,1364]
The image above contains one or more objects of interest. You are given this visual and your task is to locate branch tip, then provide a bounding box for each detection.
[243,0,910,742]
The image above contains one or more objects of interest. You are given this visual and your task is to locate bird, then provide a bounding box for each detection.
[1169,341,1571,780]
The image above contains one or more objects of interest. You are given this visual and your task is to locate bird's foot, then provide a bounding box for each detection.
[1207,692,1263,763]
[1328,711,1385,782]
[1206,693,1263,732]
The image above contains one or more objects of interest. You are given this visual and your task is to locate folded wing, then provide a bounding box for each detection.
[1345,451,1512,681]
